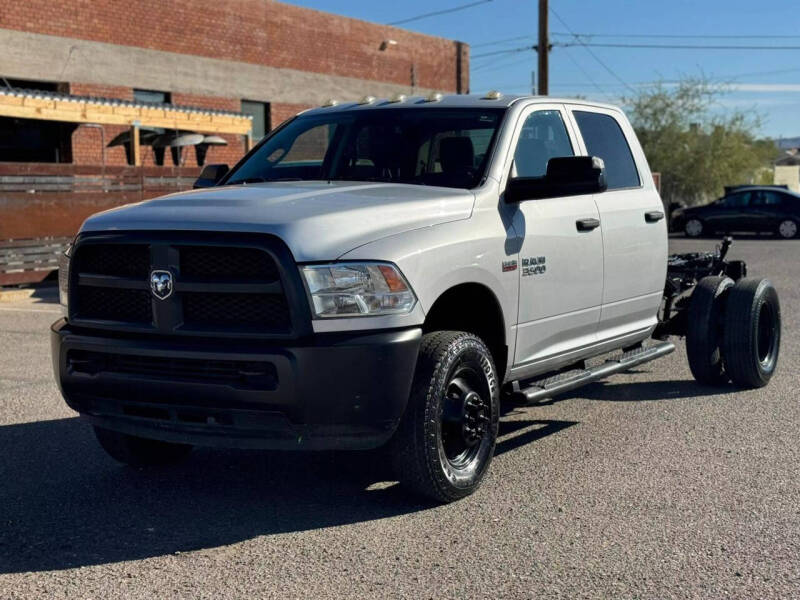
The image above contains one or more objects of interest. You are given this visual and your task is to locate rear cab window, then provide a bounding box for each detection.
[573,110,640,190]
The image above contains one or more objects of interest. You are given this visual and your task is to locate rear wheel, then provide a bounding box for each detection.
[685,218,704,237]
[686,276,733,385]
[389,331,499,503]
[721,278,781,388]
[94,426,193,466]
[777,219,798,239]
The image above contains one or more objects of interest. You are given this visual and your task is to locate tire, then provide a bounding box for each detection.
[777,219,798,239]
[721,278,781,388]
[94,426,193,466]
[389,331,499,503]
[685,218,704,237]
[686,276,734,385]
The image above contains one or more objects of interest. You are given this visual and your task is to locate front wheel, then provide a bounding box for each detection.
[94,426,193,466]
[389,331,499,503]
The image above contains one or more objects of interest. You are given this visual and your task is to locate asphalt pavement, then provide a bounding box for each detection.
[0,237,798,599]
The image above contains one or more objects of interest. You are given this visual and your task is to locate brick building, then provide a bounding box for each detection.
[0,0,468,283]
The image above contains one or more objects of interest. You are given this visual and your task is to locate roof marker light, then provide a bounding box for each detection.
[358,95,376,105]
[483,90,503,100]
[389,93,406,103]
[425,92,443,102]
[322,99,339,107]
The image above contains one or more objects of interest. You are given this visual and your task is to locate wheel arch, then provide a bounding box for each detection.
[422,282,509,378]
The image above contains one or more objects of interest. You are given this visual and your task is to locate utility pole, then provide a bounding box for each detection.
[537,0,548,96]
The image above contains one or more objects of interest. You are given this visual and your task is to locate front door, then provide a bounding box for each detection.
[509,106,604,369]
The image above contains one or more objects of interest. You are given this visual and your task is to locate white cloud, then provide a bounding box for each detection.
[724,83,800,93]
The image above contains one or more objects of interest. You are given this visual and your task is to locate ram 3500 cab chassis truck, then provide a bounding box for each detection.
[53,93,781,502]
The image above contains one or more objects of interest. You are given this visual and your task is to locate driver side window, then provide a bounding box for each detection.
[723,192,751,208]
[513,110,574,178]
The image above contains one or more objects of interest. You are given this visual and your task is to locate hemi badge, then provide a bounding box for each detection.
[502,260,517,272]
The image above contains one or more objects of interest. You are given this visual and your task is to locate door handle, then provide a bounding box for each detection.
[576,218,600,232]
[645,210,665,223]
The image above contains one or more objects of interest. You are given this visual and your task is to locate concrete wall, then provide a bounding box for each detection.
[774,165,800,193]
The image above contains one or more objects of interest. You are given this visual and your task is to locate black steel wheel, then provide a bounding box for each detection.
[389,331,499,503]
[94,426,193,467]
[721,278,781,388]
[686,276,734,385]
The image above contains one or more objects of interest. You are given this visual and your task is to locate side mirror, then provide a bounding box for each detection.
[193,163,229,189]
[505,156,607,203]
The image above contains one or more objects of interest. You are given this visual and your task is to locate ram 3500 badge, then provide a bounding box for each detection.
[53,93,781,503]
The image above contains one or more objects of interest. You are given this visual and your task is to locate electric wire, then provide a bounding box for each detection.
[388,0,492,26]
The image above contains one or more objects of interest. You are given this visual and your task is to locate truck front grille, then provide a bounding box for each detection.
[179,245,280,280]
[182,292,290,328]
[77,243,150,278]
[69,233,302,338]
[76,286,152,323]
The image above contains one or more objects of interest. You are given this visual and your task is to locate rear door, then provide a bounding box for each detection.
[567,106,667,342]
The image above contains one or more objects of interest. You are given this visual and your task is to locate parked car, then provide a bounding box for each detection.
[53,94,781,503]
[672,186,800,239]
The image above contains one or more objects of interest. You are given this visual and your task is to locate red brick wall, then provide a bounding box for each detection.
[69,84,132,166]
[65,87,313,168]
[271,103,313,129]
[0,0,467,92]
[2,1,466,168]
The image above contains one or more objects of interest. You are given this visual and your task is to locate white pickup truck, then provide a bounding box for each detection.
[53,93,781,502]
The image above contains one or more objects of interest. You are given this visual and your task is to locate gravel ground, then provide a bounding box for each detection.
[0,237,798,599]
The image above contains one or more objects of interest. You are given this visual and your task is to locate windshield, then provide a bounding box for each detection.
[225,107,505,189]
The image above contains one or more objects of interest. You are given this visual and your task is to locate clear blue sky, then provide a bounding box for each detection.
[289,0,800,139]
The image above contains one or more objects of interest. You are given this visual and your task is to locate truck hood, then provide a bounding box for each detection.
[81,181,475,261]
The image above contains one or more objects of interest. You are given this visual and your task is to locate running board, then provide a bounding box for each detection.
[510,341,675,404]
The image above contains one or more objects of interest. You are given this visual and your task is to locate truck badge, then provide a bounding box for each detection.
[150,270,174,300]
[502,260,517,272]
[521,256,546,276]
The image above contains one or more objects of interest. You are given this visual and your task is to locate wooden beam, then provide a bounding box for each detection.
[0,93,252,135]
[131,125,141,167]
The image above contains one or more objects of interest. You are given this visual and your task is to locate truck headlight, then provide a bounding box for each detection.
[301,262,417,317]
[58,241,73,312]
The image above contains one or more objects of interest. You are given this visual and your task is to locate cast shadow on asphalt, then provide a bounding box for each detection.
[0,414,575,573]
[551,378,740,404]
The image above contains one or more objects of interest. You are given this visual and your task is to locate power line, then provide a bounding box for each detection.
[472,45,534,59]
[471,53,533,73]
[471,34,534,48]
[559,41,800,50]
[388,0,492,26]
[549,7,637,94]
[551,31,800,40]
[560,47,607,96]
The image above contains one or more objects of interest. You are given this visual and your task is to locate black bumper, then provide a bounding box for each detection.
[51,319,421,450]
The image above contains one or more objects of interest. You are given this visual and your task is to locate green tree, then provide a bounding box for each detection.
[624,79,777,206]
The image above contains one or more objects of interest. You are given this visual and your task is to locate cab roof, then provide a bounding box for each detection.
[300,93,621,117]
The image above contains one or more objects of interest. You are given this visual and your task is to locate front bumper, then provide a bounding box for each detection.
[51,319,421,450]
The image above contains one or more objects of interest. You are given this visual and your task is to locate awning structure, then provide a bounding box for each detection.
[0,88,253,164]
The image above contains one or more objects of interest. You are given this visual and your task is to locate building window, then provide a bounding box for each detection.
[0,78,73,162]
[241,100,271,141]
[134,89,171,105]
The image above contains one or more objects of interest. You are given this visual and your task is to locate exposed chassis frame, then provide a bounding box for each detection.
[654,237,747,339]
